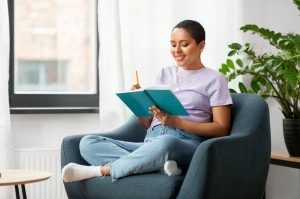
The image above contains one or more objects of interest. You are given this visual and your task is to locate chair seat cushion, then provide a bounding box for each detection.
[80,173,185,199]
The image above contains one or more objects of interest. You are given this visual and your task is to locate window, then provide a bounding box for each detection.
[17,60,68,92]
[8,0,99,113]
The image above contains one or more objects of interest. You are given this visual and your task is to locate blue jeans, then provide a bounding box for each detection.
[79,125,206,180]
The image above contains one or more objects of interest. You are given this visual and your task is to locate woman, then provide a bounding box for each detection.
[62,20,232,182]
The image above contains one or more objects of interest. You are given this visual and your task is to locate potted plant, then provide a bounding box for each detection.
[219,0,300,156]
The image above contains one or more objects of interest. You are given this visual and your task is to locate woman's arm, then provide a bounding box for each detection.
[149,105,231,137]
[136,116,153,129]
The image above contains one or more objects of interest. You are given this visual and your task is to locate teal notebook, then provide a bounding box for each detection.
[116,85,189,117]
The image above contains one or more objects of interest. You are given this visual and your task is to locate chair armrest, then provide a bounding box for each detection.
[177,119,271,199]
[61,133,89,199]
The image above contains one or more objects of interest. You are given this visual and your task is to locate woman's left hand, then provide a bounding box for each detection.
[149,106,180,128]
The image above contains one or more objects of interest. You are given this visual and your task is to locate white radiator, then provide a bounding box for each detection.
[14,149,68,199]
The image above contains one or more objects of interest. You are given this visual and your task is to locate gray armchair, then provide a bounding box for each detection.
[61,93,271,199]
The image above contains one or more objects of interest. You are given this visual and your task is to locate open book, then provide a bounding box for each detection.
[116,85,189,117]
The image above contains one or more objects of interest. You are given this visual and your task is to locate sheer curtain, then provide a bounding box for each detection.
[0,0,13,197]
[98,0,243,131]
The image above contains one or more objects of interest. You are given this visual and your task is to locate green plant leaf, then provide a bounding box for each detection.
[287,83,295,98]
[265,82,272,92]
[226,59,235,69]
[222,63,230,73]
[276,69,287,77]
[279,39,288,49]
[293,80,299,89]
[219,68,226,75]
[273,62,283,71]
[253,76,267,86]
[284,72,297,81]
[268,30,275,39]
[251,80,261,93]
[295,34,300,44]
[228,50,236,57]
[269,89,275,97]
[254,66,265,72]
[240,24,259,33]
[229,88,237,93]
[286,43,295,49]
[290,54,300,59]
[247,90,256,94]
[236,59,243,67]
[277,52,290,57]
[272,33,282,43]
[228,43,242,50]
[227,72,237,81]
[238,82,248,93]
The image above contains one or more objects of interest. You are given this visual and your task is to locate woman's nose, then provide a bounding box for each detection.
[175,46,182,53]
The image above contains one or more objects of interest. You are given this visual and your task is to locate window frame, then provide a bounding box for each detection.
[8,0,99,114]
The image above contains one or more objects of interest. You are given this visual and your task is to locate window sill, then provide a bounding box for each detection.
[10,107,99,114]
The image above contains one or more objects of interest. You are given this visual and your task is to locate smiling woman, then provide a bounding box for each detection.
[170,25,205,70]
[62,20,233,183]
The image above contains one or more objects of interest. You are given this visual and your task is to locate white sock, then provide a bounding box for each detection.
[163,160,182,176]
[62,163,102,182]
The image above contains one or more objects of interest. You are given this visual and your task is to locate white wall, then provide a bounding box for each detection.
[11,113,100,149]
[241,0,300,198]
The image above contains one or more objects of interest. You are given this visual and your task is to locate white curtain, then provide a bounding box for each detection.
[98,0,243,131]
[0,0,13,197]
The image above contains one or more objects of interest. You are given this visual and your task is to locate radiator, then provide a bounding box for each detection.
[14,149,68,199]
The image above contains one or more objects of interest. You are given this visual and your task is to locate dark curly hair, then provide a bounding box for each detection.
[172,20,205,44]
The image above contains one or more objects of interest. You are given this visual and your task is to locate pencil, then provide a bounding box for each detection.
[136,71,139,84]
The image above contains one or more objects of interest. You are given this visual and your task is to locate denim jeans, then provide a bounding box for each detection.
[79,124,206,180]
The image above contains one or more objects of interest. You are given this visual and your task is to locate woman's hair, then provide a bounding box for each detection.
[172,20,205,44]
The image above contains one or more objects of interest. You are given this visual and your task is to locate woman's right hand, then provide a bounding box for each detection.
[130,84,141,91]
[130,83,153,128]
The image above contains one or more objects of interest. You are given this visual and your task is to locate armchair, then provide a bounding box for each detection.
[61,93,271,199]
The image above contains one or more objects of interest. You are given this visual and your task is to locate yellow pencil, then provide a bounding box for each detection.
[136,70,139,84]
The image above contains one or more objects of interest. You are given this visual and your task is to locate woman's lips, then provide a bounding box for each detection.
[175,55,185,61]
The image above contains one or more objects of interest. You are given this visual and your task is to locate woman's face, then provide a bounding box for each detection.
[170,28,205,70]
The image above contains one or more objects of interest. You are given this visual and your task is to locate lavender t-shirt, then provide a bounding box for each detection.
[150,66,233,128]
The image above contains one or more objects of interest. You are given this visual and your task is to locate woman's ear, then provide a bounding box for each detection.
[199,41,205,53]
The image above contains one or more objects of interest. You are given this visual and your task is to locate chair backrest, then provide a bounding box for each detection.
[124,93,270,142]
[230,93,270,137]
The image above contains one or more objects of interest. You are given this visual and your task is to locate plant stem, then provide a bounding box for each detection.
[261,62,290,104]
[294,87,300,116]
[254,57,298,73]
[231,69,294,108]
[258,33,285,52]
[260,94,292,103]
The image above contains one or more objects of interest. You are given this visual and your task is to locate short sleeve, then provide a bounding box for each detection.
[153,69,163,85]
[207,74,232,107]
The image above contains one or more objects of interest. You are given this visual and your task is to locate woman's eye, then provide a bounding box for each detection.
[181,44,188,47]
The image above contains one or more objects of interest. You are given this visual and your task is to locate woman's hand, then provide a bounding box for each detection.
[130,84,141,91]
[149,106,181,128]
[130,84,153,128]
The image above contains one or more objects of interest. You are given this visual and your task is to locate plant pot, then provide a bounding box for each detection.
[283,119,300,157]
